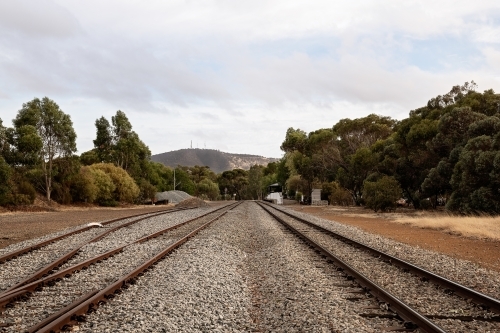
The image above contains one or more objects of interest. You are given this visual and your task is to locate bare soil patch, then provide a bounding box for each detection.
[289,205,500,273]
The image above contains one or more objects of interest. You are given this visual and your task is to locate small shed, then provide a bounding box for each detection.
[311,188,328,206]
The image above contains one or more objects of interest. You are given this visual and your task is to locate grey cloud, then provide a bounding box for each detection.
[0,0,81,38]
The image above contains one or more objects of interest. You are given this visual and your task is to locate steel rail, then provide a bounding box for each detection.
[260,201,500,315]
[0,202,235,306]
[0,207,179,264]
[31,201,242,333]
[0,207,194,296]
[258,202,447,333]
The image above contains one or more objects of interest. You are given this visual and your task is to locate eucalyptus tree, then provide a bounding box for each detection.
[93,111,151,180]
[13,97,77,201]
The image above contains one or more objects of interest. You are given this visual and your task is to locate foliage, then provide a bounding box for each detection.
[217,169,248,200]
[92,111,151,181]
[12,97,77,201]
[72,166,99,203]
[80,150,100,166]
[89,163,140,203]
[51,156,81,204]
[138,179,157,203]
[0,157,12,205]
[173,167,196,195]
[363,176,402,212]
[87,167,116,205]
[247,165,265,200]
[197,178,220,200]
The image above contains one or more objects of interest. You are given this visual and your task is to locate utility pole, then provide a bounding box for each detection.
[173,169,181,190]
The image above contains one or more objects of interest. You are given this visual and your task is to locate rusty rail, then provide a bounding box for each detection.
[0,202,235,307]
[0,207,179,264]
[258,202,447,333]
[31,201,241,333]
[260,201,500,314]
[0,207,193,295]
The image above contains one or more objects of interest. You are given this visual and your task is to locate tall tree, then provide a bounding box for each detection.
[92,110,151,180]
[93,116,113,163]
[13,97,77,201]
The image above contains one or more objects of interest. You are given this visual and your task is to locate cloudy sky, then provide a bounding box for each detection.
[1,1,500,158]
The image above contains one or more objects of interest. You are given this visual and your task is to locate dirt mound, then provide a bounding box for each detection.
[176,197,209,208]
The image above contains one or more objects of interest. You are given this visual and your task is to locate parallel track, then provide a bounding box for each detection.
[258,201,500,332]
[0,202,240,333]
[0,207,193,295]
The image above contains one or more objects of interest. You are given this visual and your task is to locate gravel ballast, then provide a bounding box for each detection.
[1,201,499,332]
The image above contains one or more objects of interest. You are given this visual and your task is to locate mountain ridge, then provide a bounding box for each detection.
[151,148,279,173]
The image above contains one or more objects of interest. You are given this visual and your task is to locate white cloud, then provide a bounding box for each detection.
[1,0,500,158]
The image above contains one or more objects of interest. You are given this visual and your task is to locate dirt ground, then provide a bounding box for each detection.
[0,205,173,249]
[289,205,500,273]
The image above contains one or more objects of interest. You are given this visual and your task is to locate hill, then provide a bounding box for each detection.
[151,149,279,173]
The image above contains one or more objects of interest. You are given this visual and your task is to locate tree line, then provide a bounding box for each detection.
[279,81,500,214]
[2,82,499,215]
[0,98,237,207]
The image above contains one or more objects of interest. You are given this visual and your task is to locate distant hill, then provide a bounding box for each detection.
[151,148,279,173]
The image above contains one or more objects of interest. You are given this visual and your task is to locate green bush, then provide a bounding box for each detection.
[363,176,402,212]
[88,167,115,204]
[89,163,139,203]
[7,193,33,206]
[17,181,36,203]
[0,157,12,205]
[72,166,99,203]
[329,187,353,206]
[138,178,157,203]
[197,178,219,200]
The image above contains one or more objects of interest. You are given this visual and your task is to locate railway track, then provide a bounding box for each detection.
[0,202,239,332]
[258,201,500,333]
[0,207,195,295]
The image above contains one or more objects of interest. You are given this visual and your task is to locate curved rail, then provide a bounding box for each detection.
[258,202,447,333]
[0,207,180,264]
[0,207,195,296]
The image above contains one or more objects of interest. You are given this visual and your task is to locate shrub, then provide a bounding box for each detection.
[138,178,157,203]
[363,176,402,212]
[197,178,219,201]
[72,166,99,203]
[329,187,353,206]
[0,157,12,205]
[17,181,36,204]
[89,163,139,203]
[88,167,115,204]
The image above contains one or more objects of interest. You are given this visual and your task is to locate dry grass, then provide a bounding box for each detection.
[394,215,500,240]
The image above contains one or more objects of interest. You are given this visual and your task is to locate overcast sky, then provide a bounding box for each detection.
[1,1,500,158]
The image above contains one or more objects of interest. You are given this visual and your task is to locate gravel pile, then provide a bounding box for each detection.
[155,190,191,204]
[176,197,210,208]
